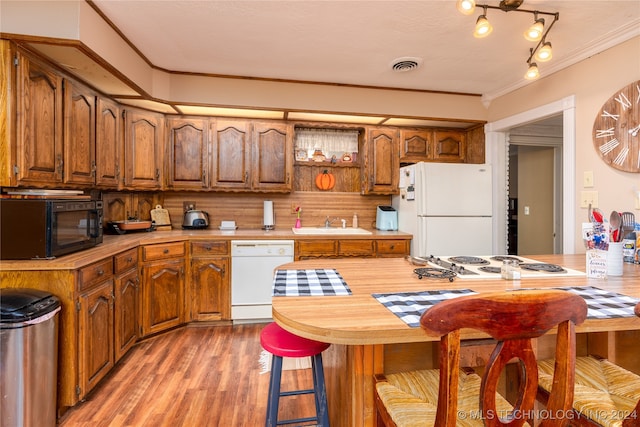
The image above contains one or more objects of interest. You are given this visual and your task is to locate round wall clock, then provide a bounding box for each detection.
[592,80,640,173]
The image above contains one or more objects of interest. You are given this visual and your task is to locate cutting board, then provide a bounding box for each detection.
[150,204,171,228]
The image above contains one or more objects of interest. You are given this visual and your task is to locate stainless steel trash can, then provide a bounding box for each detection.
[1,288,61,427]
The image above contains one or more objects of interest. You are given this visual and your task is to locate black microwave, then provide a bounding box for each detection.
[0,199,103,260]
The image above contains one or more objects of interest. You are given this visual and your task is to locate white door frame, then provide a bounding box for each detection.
[485,95,577,255]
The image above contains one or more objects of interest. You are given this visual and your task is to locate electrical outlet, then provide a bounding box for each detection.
[580,191,598,208]
[583,171,594,188]
[183,201,196,211]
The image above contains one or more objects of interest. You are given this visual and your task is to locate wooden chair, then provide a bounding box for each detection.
[375,289,588,427]
[537,301,640,427]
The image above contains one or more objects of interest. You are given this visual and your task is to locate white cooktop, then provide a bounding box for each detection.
[418,255,585,280]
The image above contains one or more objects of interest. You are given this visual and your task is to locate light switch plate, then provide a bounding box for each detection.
[580,191,598,208]
[583,171,594,188]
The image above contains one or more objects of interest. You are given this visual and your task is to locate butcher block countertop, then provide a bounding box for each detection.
[0,228,411,271]
[272,254,640,345]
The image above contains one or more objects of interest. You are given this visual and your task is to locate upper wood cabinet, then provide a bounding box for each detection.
[399,129,431,163]
[123,109,164,190]
[433,130,466,162]
[361,127,399,195]
[210,119,251,190]
[252,121,293,192]
[64,79,96,186]
[96,97,122,187]
[13,50,64,186]
[166,117,209,190]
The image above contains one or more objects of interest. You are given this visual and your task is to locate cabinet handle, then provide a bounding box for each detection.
[155,168,160,180]
[126,257,133,263]
[390,245,395,250]
[97,269,104,276]
[163,249,170,254]
[205,246,212,251]
[244,171,249,183]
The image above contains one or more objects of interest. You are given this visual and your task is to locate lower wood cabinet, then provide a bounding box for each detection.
[78,279,114,396]
[113,248,139,360]
[189,241,230,321]
[140,242,186,337]
[295,238,410,260]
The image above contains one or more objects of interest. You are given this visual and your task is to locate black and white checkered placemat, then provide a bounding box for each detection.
[372,289,477,327]
[272,269,352,296]
[553,286,640,319]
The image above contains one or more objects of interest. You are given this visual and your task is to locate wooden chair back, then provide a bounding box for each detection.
[420,289,588,427]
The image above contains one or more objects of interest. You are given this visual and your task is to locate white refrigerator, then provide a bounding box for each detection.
[391,162,493,257]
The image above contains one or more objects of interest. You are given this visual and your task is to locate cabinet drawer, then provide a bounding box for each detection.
[338,239,374,256]
[142,242,186,262]
[296,240,337,256]
[114,248,138,274]
[191,241,229,256]
[78,258,114,292]
[376,240,410,256]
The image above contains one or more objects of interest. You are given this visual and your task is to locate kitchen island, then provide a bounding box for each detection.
[271,255,640,426]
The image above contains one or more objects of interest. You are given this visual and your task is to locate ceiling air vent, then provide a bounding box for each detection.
[390,57,423,72]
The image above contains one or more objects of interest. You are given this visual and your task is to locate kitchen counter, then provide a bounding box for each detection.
[271,255,640,426]
[0,228,411,270]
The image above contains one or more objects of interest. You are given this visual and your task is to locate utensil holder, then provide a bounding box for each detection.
[607,242,624,276]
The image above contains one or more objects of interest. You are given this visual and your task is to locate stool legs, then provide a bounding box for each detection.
[265,354,330,427]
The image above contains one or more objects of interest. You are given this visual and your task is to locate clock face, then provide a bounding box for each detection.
[592,80,640,173]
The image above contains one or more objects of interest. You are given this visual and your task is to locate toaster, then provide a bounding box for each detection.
[376,206,398,231]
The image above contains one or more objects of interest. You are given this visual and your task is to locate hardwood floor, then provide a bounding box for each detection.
[58,323,318,427]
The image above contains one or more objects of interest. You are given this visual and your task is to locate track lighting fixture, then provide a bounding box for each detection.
[456,1,559,80]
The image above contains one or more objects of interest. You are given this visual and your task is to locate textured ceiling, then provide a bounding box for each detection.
[92,0,640,101]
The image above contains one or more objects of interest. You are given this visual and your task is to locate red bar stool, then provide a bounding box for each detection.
[260,322,330,427]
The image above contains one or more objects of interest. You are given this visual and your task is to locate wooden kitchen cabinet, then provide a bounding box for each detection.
[361,127,399,195]
[295,238,409,260]
[96,96,122,187]
[399,129,431,163]
[77,259,115,398]
[189,240,230,321]
[210,119,252,190]
[102,192,159,224]
[252,121,293,192]
[140,242,186,336]
[123,108,164,189]
[166,116,209,189]
[13,49,64,186]
[63,79,96,186]
[113,248,138,361]
[433,129,466,162]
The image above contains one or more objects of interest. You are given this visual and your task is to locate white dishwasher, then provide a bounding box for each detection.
[231,240,294,321]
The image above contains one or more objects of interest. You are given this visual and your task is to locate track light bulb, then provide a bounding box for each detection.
[534,42,553,62]
[524,18,545,41]
[456,0,476,15]
[524,63,540,80]
[474,14,493,38]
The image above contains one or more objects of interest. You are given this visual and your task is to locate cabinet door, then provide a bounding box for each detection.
[78,280,114,397]
[400,129,432,162]
[140,259,185,336]
[433,130,466,162]
[211,119,251,190]
[63,79,96,185]
[96,97,122,187]
[123,109,163,189]
[252,121,293,192]
[166,117,209,189]
[114,268,138,361]
[190,257,230,321]
[362,127,399,195]
[15,51,64,185]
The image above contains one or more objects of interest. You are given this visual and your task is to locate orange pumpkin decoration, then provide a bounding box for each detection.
[315,170,335,190]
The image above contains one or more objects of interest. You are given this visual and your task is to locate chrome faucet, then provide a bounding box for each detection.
[324,216,339,228]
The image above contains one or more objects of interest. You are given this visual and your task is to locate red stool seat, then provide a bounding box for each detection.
[261,322,331,426]
[260,322,330,358]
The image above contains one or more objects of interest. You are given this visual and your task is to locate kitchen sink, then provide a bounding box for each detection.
[291,227,373,235]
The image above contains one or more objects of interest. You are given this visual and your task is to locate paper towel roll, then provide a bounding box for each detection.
[263,200,274,227]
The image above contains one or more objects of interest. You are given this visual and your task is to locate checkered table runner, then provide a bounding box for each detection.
[272,269,352,296]
[372,289,477,328]
[373,286,639,328]
[553,286,640,319]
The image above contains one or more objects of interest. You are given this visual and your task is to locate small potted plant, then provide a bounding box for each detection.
[295,206,302,228]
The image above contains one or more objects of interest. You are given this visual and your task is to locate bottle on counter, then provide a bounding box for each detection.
[352,213,358,228]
